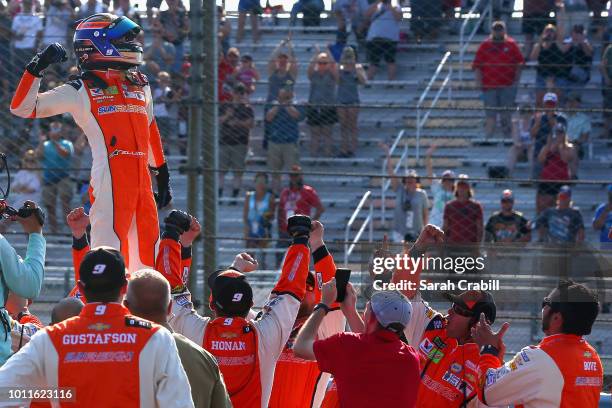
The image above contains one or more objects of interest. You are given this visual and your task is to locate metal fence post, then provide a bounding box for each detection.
[202,0,218,317]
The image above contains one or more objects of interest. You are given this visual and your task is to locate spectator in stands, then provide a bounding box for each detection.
[474,280,603,406]
[159,0,189,72]
[153,71,180,149]
[592,184,612,246]
[11,149,41,209]
[290,0,324,27]
[293,286,420,407]
[267,39,297,102]
[538,185,585,243]
[601,41,612,139]
[218,6,231,55]
[266,88,305,193]
[565,23,593,91]
[410,0,441,42]
[536,118,576,213]
[36,120,73,233]
[76,0,108,20]
[333,0,369,44]
[114,0,141,24]
[337,47,366,158]
[508,104,534,177]
[424,145,455,228]
[243,172,275,269]
[41,0,73,48]
[473,20,524,140]
[485,189,531,243]
[386,152,429,242]
[236,0,260,43]
[530,5,570,105]
[307,49,338,157]
[124,269,232,408]
[365,0,402,80]
[218,48,239,103]
[50,297,83,324]
[143,27,175,73]
[11,0,42,73]
[530,92,564,179]
[236,54,260,94]
[522,0,555,59]
[276,165,324,262]
[219,83,254,199]
[564,92,591,176]
[443,175,484,246]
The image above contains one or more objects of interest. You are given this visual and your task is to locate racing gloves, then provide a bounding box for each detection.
[152,163,173,209]
[287,215,311,246]
[26,43,67,77]
[162,210,191,241]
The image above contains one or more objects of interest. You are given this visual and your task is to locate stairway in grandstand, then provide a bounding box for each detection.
[3,13,610,373]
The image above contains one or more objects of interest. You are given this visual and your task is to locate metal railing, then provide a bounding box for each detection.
[344,190,374,266]
[415,50,453,163]
[458,0,493,81]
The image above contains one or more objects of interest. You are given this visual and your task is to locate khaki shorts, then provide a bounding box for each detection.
[42,177,73,209]
[219,144,248,171]
[267,142,299,172]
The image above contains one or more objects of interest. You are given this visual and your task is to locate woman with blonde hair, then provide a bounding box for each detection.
[337,47,366,157]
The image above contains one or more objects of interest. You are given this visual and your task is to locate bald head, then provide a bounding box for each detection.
[124,269,171,325]
[51,297,84,324]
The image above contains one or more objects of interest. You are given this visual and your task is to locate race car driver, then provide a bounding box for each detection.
[389,224,497,407]
[268,221,345,408]
[169,215,313,408]
[10,13,172,272]
[474,280,603,408]
[0,247,194,407]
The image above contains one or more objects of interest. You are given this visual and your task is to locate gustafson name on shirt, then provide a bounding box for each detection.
[62,332,137,345]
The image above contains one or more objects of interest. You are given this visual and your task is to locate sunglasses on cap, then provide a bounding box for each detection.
[452,303,474,318]
[541,297,559,311]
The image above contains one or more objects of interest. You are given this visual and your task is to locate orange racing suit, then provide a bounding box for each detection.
[11,69,167,272]
[169,242,310,407]
[268,245,345,408]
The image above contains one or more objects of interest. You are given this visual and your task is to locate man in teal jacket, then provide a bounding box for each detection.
[0,201,46,365]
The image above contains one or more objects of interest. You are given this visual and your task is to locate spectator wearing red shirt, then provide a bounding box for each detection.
[443,175,484,247]
[277,165,325,262]
[218,48,240,102]
[293,282,420,408]
[472,21,524,140]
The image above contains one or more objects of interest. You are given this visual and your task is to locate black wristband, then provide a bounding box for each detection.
[181,245,192,260]
[312,245,329,263]
[313,303,330,315]
[72,234,89,250]
[481,345,500,357]
[292,236,309,246]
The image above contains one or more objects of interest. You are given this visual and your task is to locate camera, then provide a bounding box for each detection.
[0,201,45,226]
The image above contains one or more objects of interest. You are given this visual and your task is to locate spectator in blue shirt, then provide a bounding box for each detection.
[592,184,612,246]
[35,121,74,233]
[265,88,305,192]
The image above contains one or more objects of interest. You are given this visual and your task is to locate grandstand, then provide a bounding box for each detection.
[0,2,610,386]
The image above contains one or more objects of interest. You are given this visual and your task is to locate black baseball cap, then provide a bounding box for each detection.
[79,247,128,292]
[444,290,497,323]
[208,270,253,315]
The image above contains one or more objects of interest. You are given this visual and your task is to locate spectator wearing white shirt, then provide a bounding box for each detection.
[11,0,42,72]
[564,92,591,177]
[41,0,74,48]
[153,71,181,148]
[333,0,370,43]
[365,0,402,80]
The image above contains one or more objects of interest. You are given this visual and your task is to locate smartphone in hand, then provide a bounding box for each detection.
[335,268,351,302]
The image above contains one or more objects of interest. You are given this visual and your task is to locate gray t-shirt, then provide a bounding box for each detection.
[308,71,337,104]
[337,69,360,104]
[393,186,429,238]
[539,207,584,243]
